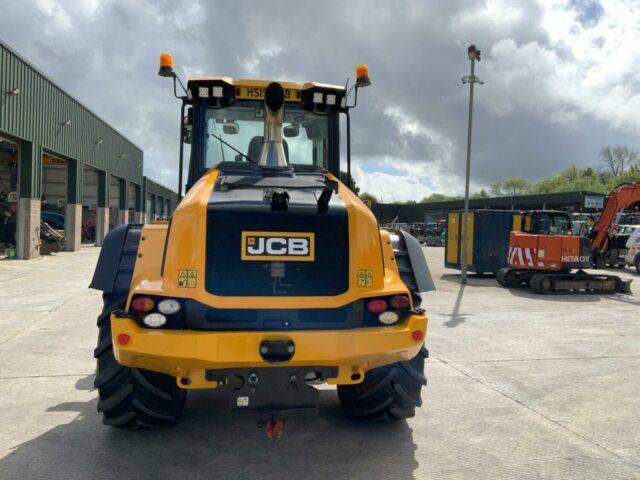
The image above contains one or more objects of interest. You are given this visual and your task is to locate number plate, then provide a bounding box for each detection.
[235,86,301,102]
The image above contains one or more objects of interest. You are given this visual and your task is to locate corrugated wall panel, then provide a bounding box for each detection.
[144,177,180,214]
[0,40,144,187]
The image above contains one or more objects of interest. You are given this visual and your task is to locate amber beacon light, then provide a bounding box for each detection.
[356,64,371,87]
[158,53,175,77]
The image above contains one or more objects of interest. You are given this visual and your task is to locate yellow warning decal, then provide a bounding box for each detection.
[178,269,197,288]
[357,270,373,287]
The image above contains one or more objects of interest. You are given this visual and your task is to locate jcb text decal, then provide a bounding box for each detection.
[241,231,315,262]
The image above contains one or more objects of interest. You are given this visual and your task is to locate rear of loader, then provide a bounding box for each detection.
[90,58,434,431]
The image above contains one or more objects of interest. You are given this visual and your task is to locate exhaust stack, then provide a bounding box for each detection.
[259,82,288,168]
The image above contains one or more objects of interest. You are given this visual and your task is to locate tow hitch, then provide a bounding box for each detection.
[205,366,338,433]
[263,418,285,439]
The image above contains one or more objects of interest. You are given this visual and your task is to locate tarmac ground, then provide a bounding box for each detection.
[0,246,638,480]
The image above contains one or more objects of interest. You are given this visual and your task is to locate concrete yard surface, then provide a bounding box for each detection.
[0,246,639,480]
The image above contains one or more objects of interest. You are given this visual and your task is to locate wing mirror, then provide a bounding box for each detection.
[283,124,299,138]
[182,107,193,144]
[223,122,239,135]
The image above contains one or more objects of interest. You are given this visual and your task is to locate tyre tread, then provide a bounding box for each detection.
[338,346,427,422]
[94,276,185,428]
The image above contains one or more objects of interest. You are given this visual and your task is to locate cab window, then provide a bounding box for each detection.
[202,101,331,168]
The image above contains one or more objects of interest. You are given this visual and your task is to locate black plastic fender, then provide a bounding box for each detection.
[89,224,142,293]
[399,231,436,293]
[389,230,436,302]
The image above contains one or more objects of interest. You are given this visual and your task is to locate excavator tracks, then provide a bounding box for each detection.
[529,272,631,294]
[498,268,632,294]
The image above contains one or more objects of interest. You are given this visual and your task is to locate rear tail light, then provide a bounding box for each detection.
[378,311,399,325]
[390,294,410,310]
[143,313,167,328]
[411,330,424,341]
[131,296,155,313]
[158,299,181,314]
[117,333,131,345]
[367,299,388,314]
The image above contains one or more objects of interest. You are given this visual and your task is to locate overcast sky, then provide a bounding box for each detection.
[1,0,639,201]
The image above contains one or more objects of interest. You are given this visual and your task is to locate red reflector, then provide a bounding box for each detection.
[367,299,388,314]
[131,296,155,313]
[411,330,423,341]
[390,294,411,310]
[117,333,130,345]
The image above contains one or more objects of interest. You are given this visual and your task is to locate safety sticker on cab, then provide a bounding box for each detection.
[178,269,197,288]
[357,270,373,287]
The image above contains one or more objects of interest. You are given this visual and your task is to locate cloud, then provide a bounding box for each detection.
[352,163,435,203]
[0,0,638,201]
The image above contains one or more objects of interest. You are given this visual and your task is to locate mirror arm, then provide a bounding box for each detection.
[178,101,186,199]
[345,84,359,109]
[346,110,352,191]
[172,74,188,100]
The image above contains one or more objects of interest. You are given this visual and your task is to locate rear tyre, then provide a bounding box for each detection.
[337,346,427,422]
[635,255,640,274]
[94,292,186,428]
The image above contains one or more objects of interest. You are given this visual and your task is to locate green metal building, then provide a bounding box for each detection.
[0,39,178,259]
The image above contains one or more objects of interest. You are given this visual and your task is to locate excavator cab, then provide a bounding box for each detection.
[518,210,573,236]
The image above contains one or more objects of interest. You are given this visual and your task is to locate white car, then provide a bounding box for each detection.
[624,227,640,273]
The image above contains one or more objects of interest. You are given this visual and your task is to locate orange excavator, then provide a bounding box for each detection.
[497,183,640,294]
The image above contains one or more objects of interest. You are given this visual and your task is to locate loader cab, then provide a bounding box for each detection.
[182,80,344,192]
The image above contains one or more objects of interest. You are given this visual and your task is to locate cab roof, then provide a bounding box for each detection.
[187,77,345,92]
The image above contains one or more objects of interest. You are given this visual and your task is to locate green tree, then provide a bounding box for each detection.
[527,166,611,194]
[420,193,461,203]
[491,177,530,196]
[340,171,360,196]
[359,192,378,206]
[471,189,489,199]
[600,145,638,176]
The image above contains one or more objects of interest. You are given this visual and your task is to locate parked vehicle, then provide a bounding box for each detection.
[385,222,411,233]
[624,227,640,273]
[40,220,65,254]
[497,183,639,294]
[41,211,65,230]
[410,223,427,244]
[0,193,17,251]
[0,196,65,256]
[608,225,638,268]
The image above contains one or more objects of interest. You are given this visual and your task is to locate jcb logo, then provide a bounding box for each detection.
[241,231,315,261]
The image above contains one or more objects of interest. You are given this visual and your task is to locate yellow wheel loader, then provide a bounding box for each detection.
[90,55,434,432]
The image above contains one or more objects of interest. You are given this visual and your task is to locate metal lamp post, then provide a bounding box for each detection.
[460,44,483,284]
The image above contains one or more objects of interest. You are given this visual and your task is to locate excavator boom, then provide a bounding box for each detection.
[591,183,640,253]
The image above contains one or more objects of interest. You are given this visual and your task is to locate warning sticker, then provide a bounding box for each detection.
[357,270,373,287]
[178,269,197,288]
